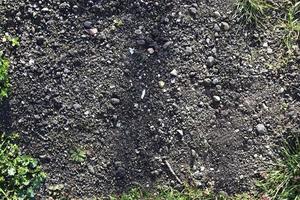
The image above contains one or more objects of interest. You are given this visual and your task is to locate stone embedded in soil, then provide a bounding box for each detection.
[213,95,221,102]
[73,103,82,110]
[256,124,267,134]
[163,41,173,49]
[221,22,230,31]
[147,48,155,54]
[170,69,178,76]
[159,81,165,88]
[185,46,193,54]
[213,11,221,18]
[214,24,221,32]
[212,78,219,85]
[87,28,98,36]
[207,56,215,67]
[83,21,92,29]
[88,165,95,174]
[111,98,121,105]
[189,7,197,15]
[267,48,273,54]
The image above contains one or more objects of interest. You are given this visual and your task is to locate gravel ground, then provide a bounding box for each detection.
[0,0,299,198]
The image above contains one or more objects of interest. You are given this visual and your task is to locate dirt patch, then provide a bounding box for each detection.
[0,0,299,198]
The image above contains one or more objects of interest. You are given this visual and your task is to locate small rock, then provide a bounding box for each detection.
[134,29,143,35]
[177,130,184,136]
[212,78,219,85]
[158,81,165,88]
[193,171,202,179]
[59,2,70,10]
[88,165,95,174]
[191,149,197,158]
[214,24,221,32]
[213,11,221,18]
[185,46,193,54]
[263,42,268,47]
[189,7,197,15]
[111,98,121,105]
[41,7,50,12]
[170,69,178,76]
[207,56,215,67]
[129,48,135,54]
[267,48,273,54]
[73,103,82,110]
[213,95,221,102]
[83,21,92,29]
[221,22,230,31]
[48,184,64,191]
[147,48,155,54]
[256,124,267,134]
[163,41,173,49]
[87,28,98,36]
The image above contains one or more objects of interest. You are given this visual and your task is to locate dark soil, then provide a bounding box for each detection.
[0,0,300,198]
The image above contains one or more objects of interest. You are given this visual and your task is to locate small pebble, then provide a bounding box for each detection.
[170,69,178,76]
[267,48,273,54]
[207,56,215,67]
[189,7,197,15]
[83,21,92,29]
[111,98,121,105]
[87,28,98,36]
[221,22,230,31]
[256,124,267,134]
[213,95,221,102]
[147,48,155,54]
[214,24,221,32]
[213,11,221,18]
[73,103,82,110]
[159,81,165,88]
[185,46,193,54]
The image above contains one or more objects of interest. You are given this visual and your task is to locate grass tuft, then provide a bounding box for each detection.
[257,136,300,200]
[279,1,300,52]
[0,51,10,102]
[234,0,273,26]
[109,186,254,200]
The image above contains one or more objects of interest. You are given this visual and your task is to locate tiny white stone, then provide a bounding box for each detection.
[129,48,135,54]
[141,89,146,99]
[170,69,178,76]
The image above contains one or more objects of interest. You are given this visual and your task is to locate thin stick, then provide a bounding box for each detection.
[165,160,183,184]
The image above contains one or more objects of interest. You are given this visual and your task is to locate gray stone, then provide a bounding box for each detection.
[147,48,155,54]
[111,98,121,105]
[170,69,178,76]
[213,11,221,18]
[87,28,98,36]
[207,56,215,67]
[221,22,230,31]
[192,171,203,179]
[83,21,92,29]
[185,46,193,54]
[189,7,197,15]
[213,95,221,102]
[88,165,95,174]
[214,24,221,32]
[163,41,173,49]
[256,124,267,134]
[73,103,82,110]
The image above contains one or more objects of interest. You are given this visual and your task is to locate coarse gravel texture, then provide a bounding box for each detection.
[0,0,300,198]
